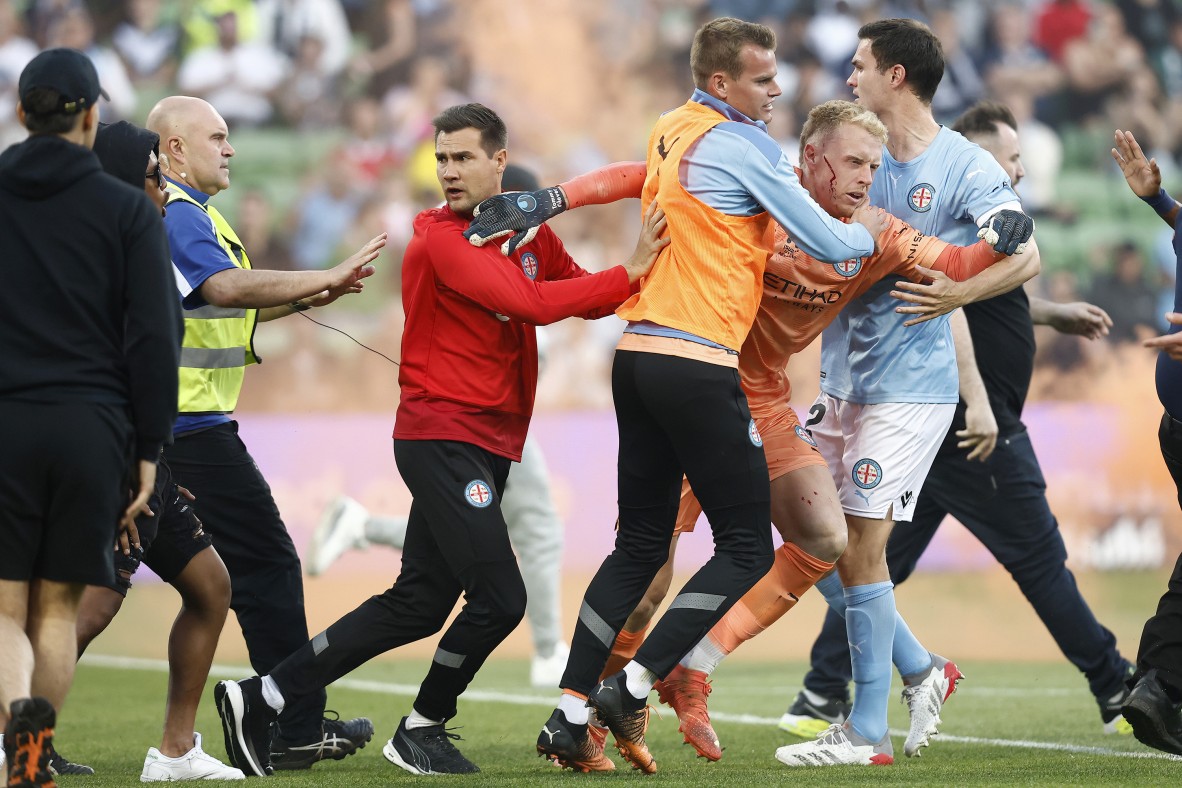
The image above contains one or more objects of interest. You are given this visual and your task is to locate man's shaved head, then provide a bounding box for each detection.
[147,96,234,196]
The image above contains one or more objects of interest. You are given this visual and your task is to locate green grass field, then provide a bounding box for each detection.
[60,654,1180,787]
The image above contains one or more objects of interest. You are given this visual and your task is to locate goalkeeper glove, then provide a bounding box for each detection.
[463,187,568,256]
[977,209,1034,256]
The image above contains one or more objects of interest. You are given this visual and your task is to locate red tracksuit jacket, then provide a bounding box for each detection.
[394,205,631,461]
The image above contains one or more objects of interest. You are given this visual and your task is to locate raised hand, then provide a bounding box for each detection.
[1112,129,1161,198]
[309,232,386,307]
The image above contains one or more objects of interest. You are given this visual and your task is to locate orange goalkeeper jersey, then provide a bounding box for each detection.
[742,214,1000,416]
[615,101,774,351]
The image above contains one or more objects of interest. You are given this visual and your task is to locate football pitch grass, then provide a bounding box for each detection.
[64,654,1180,786]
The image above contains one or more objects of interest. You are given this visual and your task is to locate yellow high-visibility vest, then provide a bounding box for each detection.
[167,184,259,415]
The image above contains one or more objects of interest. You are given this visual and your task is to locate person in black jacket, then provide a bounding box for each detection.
[38,120,241,782]
[0,49,180,788]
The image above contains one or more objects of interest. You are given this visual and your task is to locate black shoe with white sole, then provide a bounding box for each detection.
[382,717,479,775]
[214,677,277,777]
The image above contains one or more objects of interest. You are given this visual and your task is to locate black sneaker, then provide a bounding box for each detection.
[1122,669,1182,756]
[778,689,851,739]
[382,717,479,775]
[47,742,94,775]
[537,709,615,772]
[214,677,277,777]
[588,671,655,774]
[5,697,56,787]
[270,712,374,770]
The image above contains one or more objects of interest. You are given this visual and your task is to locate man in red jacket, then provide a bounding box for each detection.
[212,103,668,777]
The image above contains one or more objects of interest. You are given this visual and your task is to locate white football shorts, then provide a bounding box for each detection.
[803,393,955,522]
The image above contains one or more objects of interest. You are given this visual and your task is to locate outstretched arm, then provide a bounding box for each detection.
[464,162,647,254]
[1028,294,1111,339]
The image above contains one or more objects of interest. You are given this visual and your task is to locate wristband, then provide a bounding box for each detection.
[1142,188,1176,216]
[290,301,311,312]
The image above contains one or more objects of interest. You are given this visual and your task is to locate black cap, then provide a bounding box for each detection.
[18,48,109,114]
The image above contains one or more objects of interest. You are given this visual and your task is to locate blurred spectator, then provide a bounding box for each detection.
[1035,269,1091,374]
[0,0,37,151]
[256,0,351,77]
[181,0,257,55]
[236,188,295,271]
[930,6,986,124]
[805,0,861,75]
[981,2,1063,125]
[46,6,137,119]
[111,0,180,86]
[177,9,287,128]
[276,32,342,130]
[339,96,397,188]
[23,0,81,48]
[348,0,416,97]
[1115,0,1178,59]
[286,153,363,270]
[1007,90,1070,220]
[384,54,468,159]
[1033,0,1092,63]
[1086,242,1163,343]
[1061,4,1148,127]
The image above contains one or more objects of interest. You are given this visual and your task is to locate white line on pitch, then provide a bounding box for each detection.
[80,654,1182,762]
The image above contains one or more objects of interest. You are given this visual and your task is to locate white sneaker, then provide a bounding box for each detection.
[141,732,245,781]
[530,641,570,688]
[901,653,964,757]
[306,495,370,576]
[774,722,893,766]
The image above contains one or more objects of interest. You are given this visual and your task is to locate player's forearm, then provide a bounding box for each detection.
[951,309,988,406]
[1142,188,1181,228]
[200,267,334,309]
[559,161,646,208]
[953,239,1040,305]
[1027,294,1060,326]
[930,240,1006,282]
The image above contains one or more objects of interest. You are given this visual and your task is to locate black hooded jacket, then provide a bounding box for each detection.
[0,132,180,460]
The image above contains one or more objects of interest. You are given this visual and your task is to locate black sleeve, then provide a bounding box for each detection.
[122,193,181,461]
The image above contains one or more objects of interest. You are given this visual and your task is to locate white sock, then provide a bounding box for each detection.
[681,635,726,675]
[260,675,285,713]
[622,660,657,699]
[405,710,443,730]
[557,693,589,725]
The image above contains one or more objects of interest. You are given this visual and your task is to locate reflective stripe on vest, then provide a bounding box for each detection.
[166,184,259,415]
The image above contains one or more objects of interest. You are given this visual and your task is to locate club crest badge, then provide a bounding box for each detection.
[520,252,538,280]
[464,480,493,508]
[909,183,935,213]
[852,458,882,489]
[749,419,763,447]
[795,424,818,447]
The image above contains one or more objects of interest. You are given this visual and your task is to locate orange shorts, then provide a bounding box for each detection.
[674,407,826,534]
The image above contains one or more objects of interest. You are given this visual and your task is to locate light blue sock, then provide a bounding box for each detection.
[816,572,846,615]
[892,615,933,679]
[844,582,896,743]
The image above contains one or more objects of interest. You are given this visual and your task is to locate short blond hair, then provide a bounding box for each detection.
[690,17,777,89]
[798,100,888,162]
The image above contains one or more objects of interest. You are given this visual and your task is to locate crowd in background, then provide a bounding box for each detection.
[0,0,1178,409]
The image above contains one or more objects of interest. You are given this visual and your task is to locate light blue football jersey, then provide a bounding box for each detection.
[819,126,1022,404]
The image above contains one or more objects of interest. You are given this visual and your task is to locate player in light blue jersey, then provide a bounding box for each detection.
[776,18,1039,768]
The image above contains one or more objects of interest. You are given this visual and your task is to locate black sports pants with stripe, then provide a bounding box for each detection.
[270,439,526,722]
[562,349,774,693]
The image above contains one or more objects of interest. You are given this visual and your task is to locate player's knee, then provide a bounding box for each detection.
[467,570,527,636]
